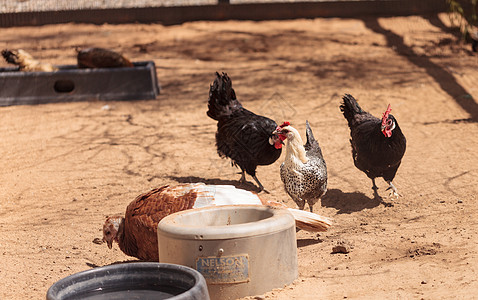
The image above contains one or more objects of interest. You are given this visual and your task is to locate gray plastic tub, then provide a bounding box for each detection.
[46,262,209,300]
[157,205,298,300]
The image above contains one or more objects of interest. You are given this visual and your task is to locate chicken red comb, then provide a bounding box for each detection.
[381,104,392,125]
[279,121,290,128]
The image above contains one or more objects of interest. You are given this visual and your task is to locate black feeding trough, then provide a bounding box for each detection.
[46,262,210,300]
[0,61,160,106]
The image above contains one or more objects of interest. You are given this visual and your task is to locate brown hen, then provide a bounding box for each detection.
[103,183,332,261]
[77,47,133,68]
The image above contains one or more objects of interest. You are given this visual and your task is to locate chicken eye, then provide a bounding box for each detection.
[387,119,393,126]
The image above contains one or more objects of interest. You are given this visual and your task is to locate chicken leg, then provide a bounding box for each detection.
[239,170,247,184]
[292,195,306,211]
[239,169,268,193]
[372,178,380,200]
[306,200,315,213]
[253,175,270,194]
[372,178,396,207]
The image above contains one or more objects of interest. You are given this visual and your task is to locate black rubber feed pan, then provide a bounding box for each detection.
[46,262,210,300]
[0,61,160,106]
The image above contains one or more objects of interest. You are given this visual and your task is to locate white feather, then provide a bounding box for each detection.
[192,184,262,208]
[189,183,332,232]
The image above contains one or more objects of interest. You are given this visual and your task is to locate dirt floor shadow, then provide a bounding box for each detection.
[362,16,478,122]
[321,189,382,214]
[167,175,261,193]
[297,238,323,248]
[86,259,140,269]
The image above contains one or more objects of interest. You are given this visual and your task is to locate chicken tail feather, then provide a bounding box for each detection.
[340,94,364,128]
[304,120,323,157]
[207,72,242,121]
[287,208,332,232]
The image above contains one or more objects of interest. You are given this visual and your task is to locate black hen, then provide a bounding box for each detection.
[207,72,283,192]
[340,94,406,199]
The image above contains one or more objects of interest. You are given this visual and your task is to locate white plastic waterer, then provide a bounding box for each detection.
[157,205,298,300]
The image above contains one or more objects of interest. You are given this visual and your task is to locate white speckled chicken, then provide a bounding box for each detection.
[274,121,328,212]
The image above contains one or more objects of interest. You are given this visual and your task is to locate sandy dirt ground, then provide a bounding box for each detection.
[1,13,478,299]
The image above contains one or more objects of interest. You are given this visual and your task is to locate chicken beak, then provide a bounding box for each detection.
[103,237,113,249]
[272,131,285,143]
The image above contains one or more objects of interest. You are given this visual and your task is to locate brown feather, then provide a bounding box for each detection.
[118,185,198,261]
[77,47,133,68]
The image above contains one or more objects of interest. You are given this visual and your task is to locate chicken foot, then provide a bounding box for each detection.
[386,181,401,198]
[371,178,394,206]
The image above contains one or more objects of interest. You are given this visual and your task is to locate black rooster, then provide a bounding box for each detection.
[340,94,406,200]
[207,72,283,192]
